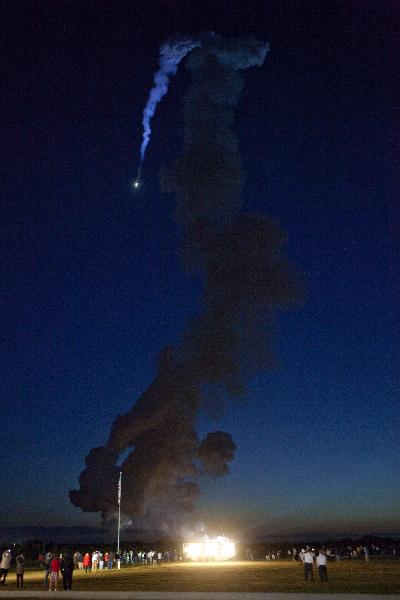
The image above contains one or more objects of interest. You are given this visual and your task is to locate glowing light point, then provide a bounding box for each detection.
[134,181,139,188]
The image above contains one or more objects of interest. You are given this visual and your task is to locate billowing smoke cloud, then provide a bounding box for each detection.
[197,432,237,476]
[69,446,119,514]
[71,34,302,536]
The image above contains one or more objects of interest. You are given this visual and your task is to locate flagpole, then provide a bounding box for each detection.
[117,471,122,554]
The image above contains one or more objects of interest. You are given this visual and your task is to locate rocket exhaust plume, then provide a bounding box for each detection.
[71,34,302,537]
[134,35,202,184]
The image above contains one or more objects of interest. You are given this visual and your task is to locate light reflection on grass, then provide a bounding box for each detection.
[5,559,400,594]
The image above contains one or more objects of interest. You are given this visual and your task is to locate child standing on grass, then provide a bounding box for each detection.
[49,554,60,592]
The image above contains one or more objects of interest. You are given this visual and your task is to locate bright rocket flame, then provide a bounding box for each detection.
[130,179,140,191]
[183,536,235,561]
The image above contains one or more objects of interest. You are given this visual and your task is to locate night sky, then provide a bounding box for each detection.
[2,1,399,538]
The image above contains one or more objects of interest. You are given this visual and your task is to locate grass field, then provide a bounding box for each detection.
[4,559,400,595]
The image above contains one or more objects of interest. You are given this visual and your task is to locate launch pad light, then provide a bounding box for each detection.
[183,536,235,561]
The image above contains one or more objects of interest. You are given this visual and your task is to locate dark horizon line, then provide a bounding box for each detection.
[1,525,399,545]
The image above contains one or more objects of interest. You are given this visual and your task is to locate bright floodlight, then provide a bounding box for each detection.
[183,536,235,561]
[134,181,139,188]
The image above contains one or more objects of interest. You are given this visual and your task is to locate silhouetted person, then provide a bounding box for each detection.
[16,554,24,589]
[61,554,75,590]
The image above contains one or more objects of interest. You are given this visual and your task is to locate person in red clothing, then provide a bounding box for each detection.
[83,552,91,572]
[49,554,60,592]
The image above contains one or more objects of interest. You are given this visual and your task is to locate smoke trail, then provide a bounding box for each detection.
[71,34,302,537]
[135,35,203,181]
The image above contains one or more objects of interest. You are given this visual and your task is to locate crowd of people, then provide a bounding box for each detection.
[260,543,398,583]
[39,547,178,571]
[0,539,398,590]
[262,542,398,562]
[38,548,179,590]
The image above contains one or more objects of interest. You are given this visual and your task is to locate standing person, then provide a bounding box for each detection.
[16,554,25,589]
[317,550,329,582]
[92,550,99,572]
[304,547,315,582]
[83,552,91,572]
[61,553,75,590]
[0,549,12,585]
[49,554,61,592]
[43,551,52,585]
[108,550,114,569]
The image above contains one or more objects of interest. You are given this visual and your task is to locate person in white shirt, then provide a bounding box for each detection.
[304,548,315,581]
[0,550,12,586]
[316,550,329,582]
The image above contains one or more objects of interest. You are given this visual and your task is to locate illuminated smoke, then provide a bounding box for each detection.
[136,34,202,179]
[71,34,302,537]
[136,32,268,178]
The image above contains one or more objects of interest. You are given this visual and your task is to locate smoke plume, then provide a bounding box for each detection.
[71,34,302,536]
[136,35,203,181]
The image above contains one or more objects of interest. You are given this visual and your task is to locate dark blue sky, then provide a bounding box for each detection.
[2,1,398,537]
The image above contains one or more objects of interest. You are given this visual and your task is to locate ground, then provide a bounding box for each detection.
[3,560,400,595]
